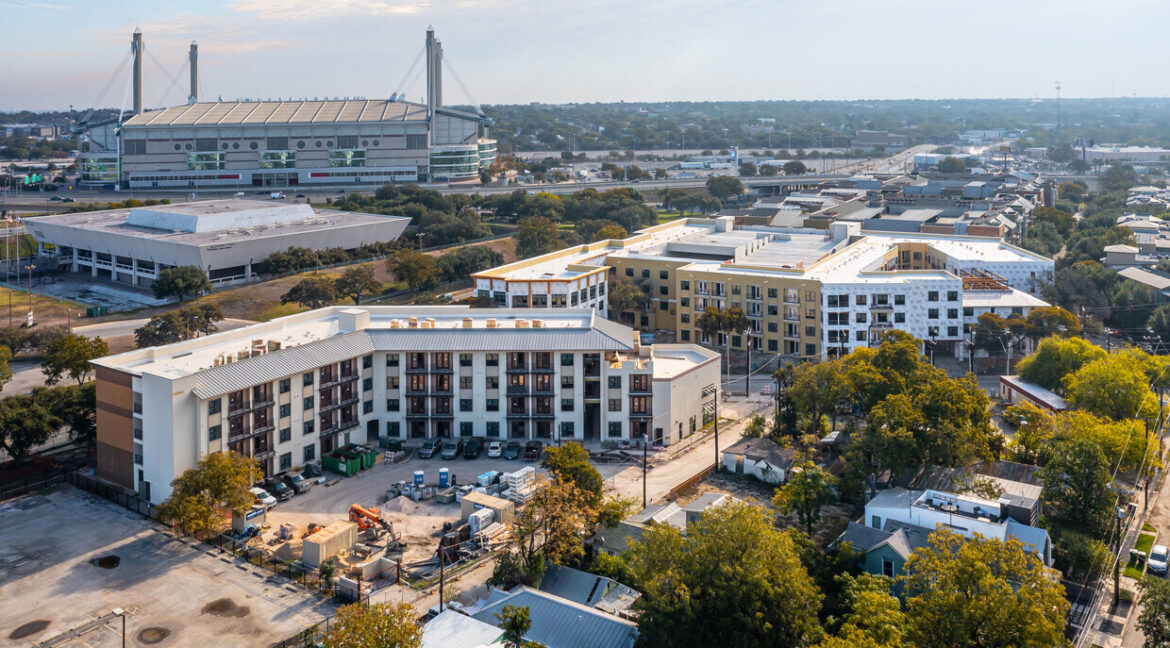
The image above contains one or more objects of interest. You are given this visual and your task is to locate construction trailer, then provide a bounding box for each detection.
[460,492,514,526]
[303,520,358,568]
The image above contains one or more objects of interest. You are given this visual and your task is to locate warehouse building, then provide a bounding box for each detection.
[473,217,1053,361]
[24,199,409,286]
[78,29,496,189]
[92,306,719,504]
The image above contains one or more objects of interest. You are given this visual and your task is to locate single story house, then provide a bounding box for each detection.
[721,437,797,484]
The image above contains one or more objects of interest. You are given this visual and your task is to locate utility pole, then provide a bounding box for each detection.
[438,545,445,612]
[642,437,648,508]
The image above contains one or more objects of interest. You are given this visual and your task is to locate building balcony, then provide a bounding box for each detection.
[321,396,359,412]
[506,366,529,374]
[405,365,428,374]
[429,366,454,374]
[531,410,556,419]
[629,411,653,419]
[321,374,358,389]
[506,385,529,395]
[531,365,555,374]
[506,411,529,419]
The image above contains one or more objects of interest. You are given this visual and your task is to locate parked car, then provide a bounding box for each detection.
[503,442,522,460]
[264,477,293,501]
[249,487,277,508]
[523,440,544,461]
[441,439,465,460]
[486,441,504,458]
[1151,545,1169,575]
[463,438,483,459]
[419,439,442,459]
[282,471,312,494]
[234,191,246,197]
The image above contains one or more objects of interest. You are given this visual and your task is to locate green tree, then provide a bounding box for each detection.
[134,311,191,348]
[1016,336,1106,392]
[607,277,647,324]
[153,265,212,302]
[1063,352,1152,420]
[0,393,62,465]
[385,249,438,292]
[1040,438,1113,534]
[1149,304,1170,342]
[791,359,849,434]
[1003,402,1054,465]
[281,275,338,309]
[936,156,967,173]
[41,333,108,385]
[496,604,532,648]
[334,265,381,304]
[434,245,503,282]
[0,343,15,393]
[773,459,836,535]
[323,602,421,648]
[541,442,603,507]
[1138,575,1170,648]
[902,529,1070,648]
[38,383,97,444]
[515,215,566,258]
[783,160,808,176]
[818,574,906,648]
[594,224,628,241]
[1024,306,1081,340]
[156,451,260,538]
[628,500,822,648]
[705,175,745,202]
[739,162,758,176]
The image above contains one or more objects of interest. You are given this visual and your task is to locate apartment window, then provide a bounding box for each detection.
[460,398,472,412]
[928,291,939,302]
[894,294,906,306]
[625,268,634,277]
[929,326,940,338]
[827,294,849,308]
[279,379,290,394]
[561,422,575,437]
[303,372,314,386]
[767,304,778,316]
[928,308,939,319]
[805,343,817,357]
[659,270,669,280]
[895,312,906,323]
[363,401,373,414]
[767,322,778,333]
[279,453,292,471]
[608,422,622,438]
[768,339,777,351]
[561,375,574,388]
[386,421,400,438]
[590,285,598,298]
[681,330,690,341]
[486,353,499,367]
[731,284,742,295]
[561,398,574,411]
[387,398,400,411]
[948,326,960,337]
[768,287,778,299]
[460,376,473,390]
[208,424,222,441]
[681,297,690,308]
[363,377,373,392]
[641,269,650,279]
[387,376,400,389]
[486,421,500,437]
[608,376,621,389]
[460,422,473,437]
[387,354,400,367]
[487,376,499,389]
[208,399,221,415]
[486,398,499,412]
[805,308,816,320]
[303,420,315,434]
[560,353,574,367]
[303,396,315,410]
[681,313,690,324]
[304,444,316,462]
[856,312,867,324]
[805,325,816,337]
[532,294,548,307]
[948,308,959,319]
[609,398,622,412]
[680,280,690,290]
[279,403,291,417]
[963,307,974,317]
[855,294,867,305]
[571,292,579,306]
[279,427,291,443]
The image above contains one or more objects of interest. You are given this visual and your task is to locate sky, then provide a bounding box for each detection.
[2,0,1169,111]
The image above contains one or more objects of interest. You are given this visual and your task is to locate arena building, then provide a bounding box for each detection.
[91,306,720,504]
[78,29,496,189]
[23,199,409,286]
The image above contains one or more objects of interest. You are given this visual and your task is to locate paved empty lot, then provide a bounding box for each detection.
[0,486,335,647]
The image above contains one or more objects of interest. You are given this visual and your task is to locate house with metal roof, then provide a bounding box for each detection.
[422,609,504,648]
[720,437,797,484]
[470,586,638,648]
[91,306,719,504]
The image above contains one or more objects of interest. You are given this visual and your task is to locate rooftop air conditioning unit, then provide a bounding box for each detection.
[486,318,497,328]
[515,319,529,328]
[408,316,418,328]
[532,319,544,328]
[424,318,436,327]
[462,318,474,328]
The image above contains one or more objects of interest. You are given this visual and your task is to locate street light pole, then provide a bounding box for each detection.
[24,263,34,325]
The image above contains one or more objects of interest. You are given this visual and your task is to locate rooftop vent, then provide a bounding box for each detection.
[462,317,474,328]
[486,318,497,328]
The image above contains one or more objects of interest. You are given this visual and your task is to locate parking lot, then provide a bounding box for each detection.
[260,449,631,565]
[0,487,335,647]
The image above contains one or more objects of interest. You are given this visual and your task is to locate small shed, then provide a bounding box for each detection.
[998,375,1066,412]
[461,491,515,526]
[303,520,357,568]
[721,437,796,484]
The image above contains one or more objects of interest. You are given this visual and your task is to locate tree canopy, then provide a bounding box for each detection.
[153,265,212,302]
[0,391,62,465]
[41,333,107,385]
[322,602,421,648]
[281,275,339,309]
[628,500,822,648]
[385,249,438,292]
[157,451,259,538]
[334,265,381,304]
[705,175,745,201]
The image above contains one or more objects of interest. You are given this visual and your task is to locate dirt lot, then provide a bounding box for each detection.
[677,470,858,547]
[260,452,628,567]
[0,487,334,647]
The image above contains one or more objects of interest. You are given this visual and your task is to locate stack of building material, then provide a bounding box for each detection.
[474,521,510,550]
[503,467,540,504]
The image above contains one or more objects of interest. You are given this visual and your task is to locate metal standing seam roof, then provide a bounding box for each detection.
[122,99,429,127]
[471,586,637,648]
[190,325,635,399]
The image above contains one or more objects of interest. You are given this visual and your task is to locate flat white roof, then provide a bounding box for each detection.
[962,289,1049,309]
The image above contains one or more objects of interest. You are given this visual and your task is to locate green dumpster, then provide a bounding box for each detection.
[322,451,360,476]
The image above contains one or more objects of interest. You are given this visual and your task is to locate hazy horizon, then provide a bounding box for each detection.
[3,0,1168,111]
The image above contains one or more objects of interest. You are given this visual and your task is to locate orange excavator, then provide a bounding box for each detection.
[349,504,393,532]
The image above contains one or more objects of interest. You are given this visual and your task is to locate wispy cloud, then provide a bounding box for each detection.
[2,0,67,9]
[226,0,433,20]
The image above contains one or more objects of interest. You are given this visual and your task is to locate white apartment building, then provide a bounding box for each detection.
[92,306,719,504]
[473,218,1054,361]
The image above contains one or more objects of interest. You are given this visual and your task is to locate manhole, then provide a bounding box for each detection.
[93,555,120,569]
[201,598,250,618]
[9,620,50,640]
[138,627,172,644]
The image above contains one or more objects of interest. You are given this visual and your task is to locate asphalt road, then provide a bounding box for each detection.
[72,316,254,338]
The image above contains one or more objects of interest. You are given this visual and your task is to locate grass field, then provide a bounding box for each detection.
[1128,532,1159,578]
[656,210,684,223]
[0,284,82,328]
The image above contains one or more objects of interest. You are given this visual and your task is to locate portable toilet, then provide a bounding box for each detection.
[414,470,425,487]
[439,468,450,489]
